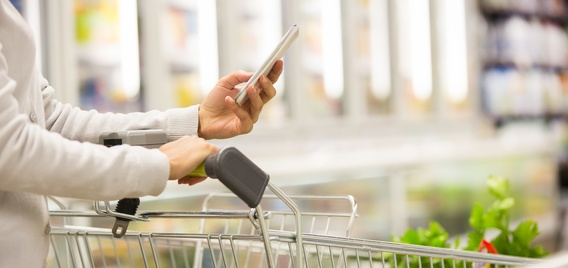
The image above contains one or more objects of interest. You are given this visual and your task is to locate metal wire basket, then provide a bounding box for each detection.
[48,183,539,268]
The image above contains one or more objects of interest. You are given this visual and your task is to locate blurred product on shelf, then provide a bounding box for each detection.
[482,67,568,116]
[164,7,202,107]
[479,0,568,121]
[75,0,119,45]
[482,16,568,69]
[74,0,141,112]
[172,73,201,107]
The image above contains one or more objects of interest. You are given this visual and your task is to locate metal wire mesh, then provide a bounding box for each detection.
[47,193,539,268]
[48,227,540,268]
[49,227,274,268]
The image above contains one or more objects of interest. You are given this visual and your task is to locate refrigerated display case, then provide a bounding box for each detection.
[138,0,219,111]
[433,0,475,117]
[341,0,393,117]
[216,0,289,124]
[39,0,142,112]
[163,4,201,107]
[73,0,141,112]
[281,0,345,120]
[393,0,435,116]
[339,0,473,120]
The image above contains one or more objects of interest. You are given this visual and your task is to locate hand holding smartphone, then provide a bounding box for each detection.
[234,24,299,106]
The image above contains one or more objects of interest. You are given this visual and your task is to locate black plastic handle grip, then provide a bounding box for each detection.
[204,147,270,208]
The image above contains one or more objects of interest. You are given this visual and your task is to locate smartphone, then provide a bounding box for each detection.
[234,24,299,106]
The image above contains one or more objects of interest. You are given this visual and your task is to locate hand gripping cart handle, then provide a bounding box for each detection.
[96,130,304,268]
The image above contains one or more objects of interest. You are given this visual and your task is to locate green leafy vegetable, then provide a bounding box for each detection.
[465,175,547,258]
[389,175,548,268]
[393,221,450,248]
[388,222,455,267]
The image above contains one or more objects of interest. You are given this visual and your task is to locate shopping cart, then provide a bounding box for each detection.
[48,147,541,268]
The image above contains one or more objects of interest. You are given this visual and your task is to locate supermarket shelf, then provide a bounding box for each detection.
[481,10,568,24]
[482,63,568,72]
[492,113,568,128]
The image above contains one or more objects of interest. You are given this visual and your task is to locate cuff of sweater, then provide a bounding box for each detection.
[164,105,199,141]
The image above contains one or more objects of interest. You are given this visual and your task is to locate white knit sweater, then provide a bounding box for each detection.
[0,1,199,266]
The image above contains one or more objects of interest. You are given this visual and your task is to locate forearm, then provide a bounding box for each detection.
[41,79,199,143]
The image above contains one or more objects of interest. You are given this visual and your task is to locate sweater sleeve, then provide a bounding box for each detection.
[41,76,199,143]
[0,45,170,201]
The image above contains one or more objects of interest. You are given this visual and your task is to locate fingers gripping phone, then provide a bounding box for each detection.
[234,24,299,106]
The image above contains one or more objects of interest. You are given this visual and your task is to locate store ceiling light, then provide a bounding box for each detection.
[118,0,140,99]
[321,0,344,100]
[410,0,433,101]
[441,0,468,104]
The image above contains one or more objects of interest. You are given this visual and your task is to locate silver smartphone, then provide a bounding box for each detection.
[234,24,299,106]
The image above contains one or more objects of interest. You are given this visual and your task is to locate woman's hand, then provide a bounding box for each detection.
[198,60,283,139]
[158,135,218,186]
